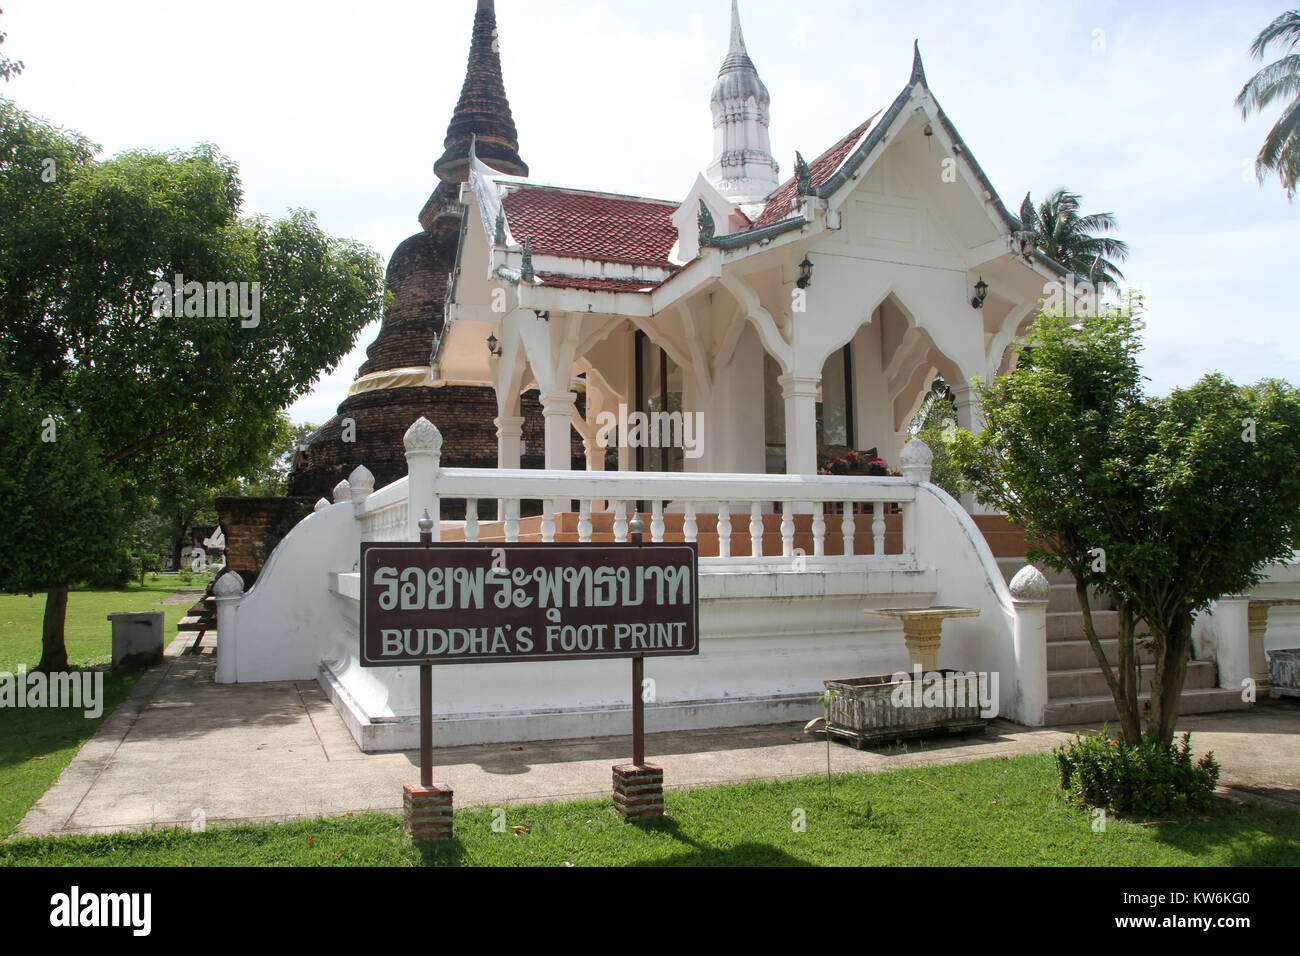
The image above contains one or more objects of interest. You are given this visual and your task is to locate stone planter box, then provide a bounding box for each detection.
[1269,648,1300,699]
[823,670,988,748]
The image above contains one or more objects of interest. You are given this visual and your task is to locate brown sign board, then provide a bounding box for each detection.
[360,542,699,667]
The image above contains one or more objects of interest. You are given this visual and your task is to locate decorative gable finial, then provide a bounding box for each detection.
[494,210,506,246]
[910,39,927,86]
[520,237,534,281]
[794,151,812,196]
[1015,192,1038,258]
[697,200,716,245]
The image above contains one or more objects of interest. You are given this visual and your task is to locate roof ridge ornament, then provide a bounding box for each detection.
[794,151,812,196]
[910,39,927,86]
[521,237,534,282]
[698,200,716,246]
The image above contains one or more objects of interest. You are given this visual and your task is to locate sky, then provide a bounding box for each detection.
[3,0,1297,425]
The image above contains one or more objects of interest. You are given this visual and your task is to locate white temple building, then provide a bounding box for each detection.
[212,1,1298,751]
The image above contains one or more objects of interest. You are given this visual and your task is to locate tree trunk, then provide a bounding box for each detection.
[37,585,70,673]
[1075,578,1132,737]
[171,533,184,572]
[1113,600,1143,745]
[1148,613,1193,745]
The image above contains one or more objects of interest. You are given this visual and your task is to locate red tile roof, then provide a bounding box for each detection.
[502,186,679,269]
[535,272,656,293]
[751,116,877,229]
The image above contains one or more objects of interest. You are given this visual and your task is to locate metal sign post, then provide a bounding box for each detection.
[629,515,646,768]
[361,515,697,832]
[419,512,434,790]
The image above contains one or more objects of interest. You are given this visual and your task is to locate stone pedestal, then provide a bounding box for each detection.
[612,764,663,822]
[403,783,454,840]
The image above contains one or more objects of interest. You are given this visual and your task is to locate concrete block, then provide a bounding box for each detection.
[108,612,164,669]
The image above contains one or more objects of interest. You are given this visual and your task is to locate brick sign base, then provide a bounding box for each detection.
[612,764,664,822]
[403,783,454,840]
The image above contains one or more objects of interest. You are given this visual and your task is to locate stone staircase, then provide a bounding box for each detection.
[977,516,1249,724]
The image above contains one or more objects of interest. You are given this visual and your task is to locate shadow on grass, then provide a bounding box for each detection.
[1136,795,1300,867]
[624,815,814,867]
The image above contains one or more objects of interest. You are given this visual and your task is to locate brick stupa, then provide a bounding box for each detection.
[288,0,579,499]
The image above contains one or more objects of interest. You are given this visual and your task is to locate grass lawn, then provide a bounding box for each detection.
[0,576,198,838]
[3,754,1298,866]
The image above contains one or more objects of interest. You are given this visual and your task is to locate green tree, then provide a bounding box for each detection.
[1236,9,1300,200]
[0,100,386,666]
[909,377,963,499]
[0,8,22,83]
[951,304,1300,745]
[1018,189,1129,292]
[0,373,125,671]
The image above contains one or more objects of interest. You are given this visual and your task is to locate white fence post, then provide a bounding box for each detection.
[405,416,443,541]
[213,571,245,684]
[1009,564,1049,726]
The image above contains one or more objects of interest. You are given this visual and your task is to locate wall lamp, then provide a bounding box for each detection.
[486,334,502,357]
[970,277,989,309]
[797,256,814,290]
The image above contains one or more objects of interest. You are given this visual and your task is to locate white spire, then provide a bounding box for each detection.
[707,0,780,207]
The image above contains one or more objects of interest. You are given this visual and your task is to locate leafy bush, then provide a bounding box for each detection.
[177,569,193,584]
[1054,726,1220,814]
[84,550,134,588]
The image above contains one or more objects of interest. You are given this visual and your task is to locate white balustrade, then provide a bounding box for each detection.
[359,417,931,569]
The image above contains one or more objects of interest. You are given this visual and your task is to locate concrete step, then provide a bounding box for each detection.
[1046,639,1157,671]
[1047,610,1119,641]
[1048,660,1218,700]
[1047,583,1112,614]
[1044,687,1250,726]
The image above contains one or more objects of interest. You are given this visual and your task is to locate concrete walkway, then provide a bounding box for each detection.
[15,637,1300,837]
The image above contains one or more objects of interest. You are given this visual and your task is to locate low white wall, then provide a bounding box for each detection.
[216,501,361,684]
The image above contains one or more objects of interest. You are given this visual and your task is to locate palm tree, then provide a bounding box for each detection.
[1018,189,1130,292]
[1236,10,1300,201]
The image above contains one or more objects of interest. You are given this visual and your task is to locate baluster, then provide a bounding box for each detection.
[542,499,556,543]
[781,502,794,558]
[465,498,479,543]
[841,502,855,557]
[651,500,665,542]
[614,501,628,542]
[872,503,886,555]
[749,502,763,557]
[717,502,731,558]
[683,502,698,543]
[505,499,520,543]
[812,502,826,558]
[578,499,592,542]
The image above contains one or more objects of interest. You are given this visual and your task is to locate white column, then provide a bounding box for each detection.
[540,391,577,471]
[213,571,245,685]
[494,415,523,520]
[778,373,820,476]
[1209,596,1252,695]
[403,417,442,541]
[950,381,984,434]
[1009,565,1050,726]
[495,415,524,469]
[950,381,984,511]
